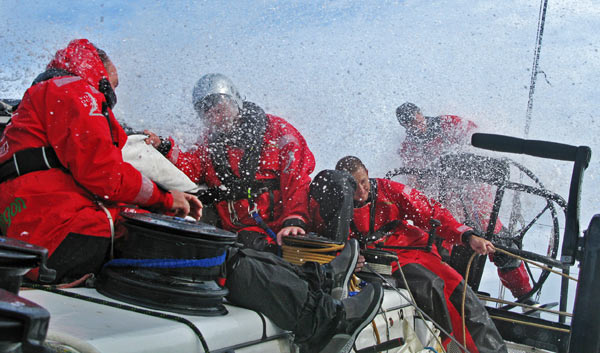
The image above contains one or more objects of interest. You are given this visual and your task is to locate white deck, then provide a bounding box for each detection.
[21,287,434,353]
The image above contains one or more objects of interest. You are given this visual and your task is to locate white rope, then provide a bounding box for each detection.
[97,202,115,259]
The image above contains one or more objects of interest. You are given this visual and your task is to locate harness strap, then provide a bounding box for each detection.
[101,101,118,147]
[1,68,119,185]
[207,103,272,228]
[0,147,64,183]
[197,179,280,205]
[249,211,278,244]
[350,179,440,252]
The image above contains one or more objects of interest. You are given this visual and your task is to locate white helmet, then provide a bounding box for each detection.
[192,73,243,114]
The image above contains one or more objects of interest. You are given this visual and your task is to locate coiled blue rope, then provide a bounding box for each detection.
[104,253,226,269]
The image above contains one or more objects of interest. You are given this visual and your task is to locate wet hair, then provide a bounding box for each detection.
[335,156,367,174]
[396,102,421,126]
[91,43,110,67]
[96,48,109,65]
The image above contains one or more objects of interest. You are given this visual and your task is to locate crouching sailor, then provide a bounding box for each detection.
[311,156,508,353]
[0,38,202,283]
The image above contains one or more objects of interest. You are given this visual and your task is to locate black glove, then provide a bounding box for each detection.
[156,137,172,156]
[490,235,522,269]
[461,229,480,245]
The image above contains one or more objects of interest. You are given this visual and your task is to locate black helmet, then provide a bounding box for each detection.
[396,102,421,126]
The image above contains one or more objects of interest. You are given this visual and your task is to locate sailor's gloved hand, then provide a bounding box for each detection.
[144,130,161,148]
[463,230,495,255]
[144,130,172,156]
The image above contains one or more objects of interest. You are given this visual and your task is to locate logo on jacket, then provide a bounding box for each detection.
[82,92,105,118]
[0,197,26,232]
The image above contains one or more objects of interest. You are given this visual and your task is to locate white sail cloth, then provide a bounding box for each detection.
[122,134,202,193]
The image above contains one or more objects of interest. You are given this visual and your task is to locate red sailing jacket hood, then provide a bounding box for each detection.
[46,38,108,90]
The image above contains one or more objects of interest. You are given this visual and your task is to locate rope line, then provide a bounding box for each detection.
[371,320,381,345]
[489,315,570,334]
[366,264,470,353]
[495,248,577,282]
[460,241,576,346]
[477,295,572,317]
[281,243,344,265]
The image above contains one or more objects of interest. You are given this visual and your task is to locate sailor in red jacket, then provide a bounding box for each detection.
[311,156,507,353]
[146,74,315,253]
[396,102,534,301]
[0,39,202,282]
[397,102,477,191]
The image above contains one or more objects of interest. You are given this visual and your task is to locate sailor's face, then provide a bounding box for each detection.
[105,58,119,89]
[197,95,240,133]
[412,112,426,133]
[351,167,370,204]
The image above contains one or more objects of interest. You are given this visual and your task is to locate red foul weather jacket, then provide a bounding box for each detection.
[399,114,477,170]
[0,39,172,260]
[166,113,315,237]
[399,114,502,236]
[350,178,471,271]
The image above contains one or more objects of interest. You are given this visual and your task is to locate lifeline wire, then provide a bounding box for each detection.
[394,264,449,353]
[477,295,572,317]
[365,263,472,353]
[461,244,575,340]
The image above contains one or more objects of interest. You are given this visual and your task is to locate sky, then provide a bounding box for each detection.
[1,0,599,318]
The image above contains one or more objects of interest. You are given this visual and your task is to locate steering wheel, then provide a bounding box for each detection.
[386,152,565,301]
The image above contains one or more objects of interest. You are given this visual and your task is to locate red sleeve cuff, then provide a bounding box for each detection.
[162,191,173,210]
[144,182,173,211]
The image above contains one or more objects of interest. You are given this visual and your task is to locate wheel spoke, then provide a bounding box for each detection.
[515,202,551,242]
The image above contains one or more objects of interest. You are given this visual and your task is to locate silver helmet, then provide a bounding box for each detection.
[192,73,243,113]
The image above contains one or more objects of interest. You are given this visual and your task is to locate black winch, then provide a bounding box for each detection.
[96,212,237,316]
[357,248,399,287]
[0,237,53,353]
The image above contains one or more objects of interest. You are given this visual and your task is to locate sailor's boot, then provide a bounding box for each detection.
[322,239,359,300]
[318,283,384,353]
